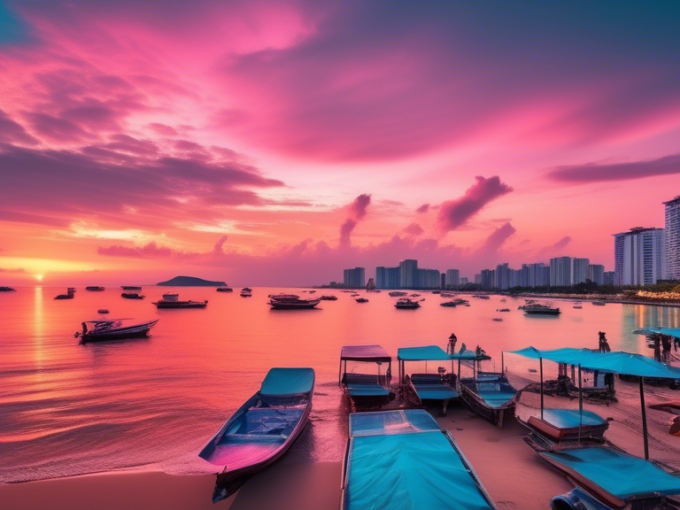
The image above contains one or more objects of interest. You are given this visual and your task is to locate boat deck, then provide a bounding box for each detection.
[410,374,459,401]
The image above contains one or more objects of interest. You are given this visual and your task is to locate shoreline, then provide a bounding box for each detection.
[501,292,680,308]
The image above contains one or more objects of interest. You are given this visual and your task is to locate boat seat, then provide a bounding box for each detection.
[347,384,391,397]
[413,384,459,401]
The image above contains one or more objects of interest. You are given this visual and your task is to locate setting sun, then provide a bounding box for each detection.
[35,274,44,282]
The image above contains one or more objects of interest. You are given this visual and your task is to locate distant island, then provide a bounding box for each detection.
[157,276,226,287]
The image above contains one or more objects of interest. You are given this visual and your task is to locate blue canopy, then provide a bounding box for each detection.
[341,345,391,362]
[508,347,680,379]
[345,410,495,510]
[541,409,606,429]
[398,345,490,361]
[260,368,315,396]
[634,327,680,339]
[542,447,680,499]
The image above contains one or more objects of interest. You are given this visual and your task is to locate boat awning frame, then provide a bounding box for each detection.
[341,345,391,363]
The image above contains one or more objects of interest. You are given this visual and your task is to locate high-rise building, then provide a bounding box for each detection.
[517,265,530,288]
[417,268,441,289]
[376,266,401,288]
[550,257,572,287]
[603,271,616,286]
[387,267,401,288]
[376,267,387,289]
[399,259,418,289]
[572,258,590,285]
[445,269,460,288]
[589,264,605,285]
[440,273,446,289]
[474,274,481,284]
[528,263,549,287]
[495,263,510,290]
[460,277,469,285]
[665,196,680,280]
[613,227,666,286]
[343,267,365,288]
[480,269,495,290]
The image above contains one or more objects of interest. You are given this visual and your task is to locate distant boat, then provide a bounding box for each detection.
[0,286,16,292]
[308,290,316,294]
[320,295,338,301]
[85,286,105,291]
[496,308,511,312]
[121,286,142,291]
[523,303,561,316]
[395,298,422,309]
[268,294,321,310]
[441,292,455,298]
[75,318,159,343]
[441,301,457,307]
[592,300,606,306]
[153,293,207,309]
[454,298,470,305]
[121,292,144,300]
[54,288,75,300]
[492,317,503,322]
[199,368,315,502]
[216,286,233,292]
[356,297,369,303]
[240,287,252,298]
[98,309,109,314]
[388,291,407,297]
[431,290,441,294]
[474,295,490,300]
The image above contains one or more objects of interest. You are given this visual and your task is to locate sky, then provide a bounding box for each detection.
[1,1,680,286]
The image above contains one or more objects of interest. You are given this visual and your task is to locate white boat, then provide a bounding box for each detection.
[240,287,252,297]
[153,293,207,309]
[268,294,320,309]
[75,318,159,343]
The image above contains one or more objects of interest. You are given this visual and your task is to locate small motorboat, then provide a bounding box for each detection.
[75,318,159,343]
[121,286,142,291]
[431,290,441,294]
[523,303,561,316]
[454,298,469,305]
[340,345,395,410]
[410,293,421,297]
[440,301,457,307]
[320,295,338,301]
[496,308,511,312]
[492,317,503,322]
[395,298,423,309]
[388,291,407,297]
[356,297,369,303]
[98,309,109,314]
[85,286,105,291]
[153,293,207,309]
[121,292,144,299]
[308,290,316,294]
[592,300,606,306]
[216,286,233,292]
[240,287,252,297]
[199,368,314,502]
[268,294,321,310]
[55,288,75,300]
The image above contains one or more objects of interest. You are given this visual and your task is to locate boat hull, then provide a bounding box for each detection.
[80,320,158,343]
[268,300,320,310]
[459,375,517,427]
[153,301,207,309]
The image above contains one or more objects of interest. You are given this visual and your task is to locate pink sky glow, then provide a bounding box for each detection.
[1,1,679,286]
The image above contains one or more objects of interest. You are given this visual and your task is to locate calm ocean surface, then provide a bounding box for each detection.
[1,286,679,483]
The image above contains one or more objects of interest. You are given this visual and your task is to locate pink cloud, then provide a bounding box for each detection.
[339,194,371,248]
[402,223,424,237]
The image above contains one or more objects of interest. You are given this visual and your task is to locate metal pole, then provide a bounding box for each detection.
[502,351,505,374]
[578,364,583,444]
[339,357,342,385]
[640,377,649,460]
[540,357,544,420]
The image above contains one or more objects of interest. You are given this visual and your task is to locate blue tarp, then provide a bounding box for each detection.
[341,345,391,362]
[260,368,315,396]
[398,346,489,361]
[348,384,391,397]
[345,410,494,510]
[414,385,459,401]
[508,347,680,379]
[543,447,680,499]
[634,327,680,340]
[541,409,606,429]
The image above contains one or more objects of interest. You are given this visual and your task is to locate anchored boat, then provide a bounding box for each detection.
[339,345,395,410]
[153,293,207,309]
[199,368,315,502]
[395,297,423,309]
[75,318,158,343]
[522,302,561,316]
[85,286,105,291]
[121,292,144,299]
[55,287,75,300]
[216,286,233,292]
[268,294,321,309]
[320,295,338,300]
[240,287,252,297]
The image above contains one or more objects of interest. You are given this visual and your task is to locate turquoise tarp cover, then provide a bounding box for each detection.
[541,409,606,428]
[260,368,314,396]
[348,384,391,397]
[398,346,489,361]
[634,327,680,340]
[346,410,493,510]
[414,385,459,401]
[508,347,680,379]
[543,447,680,499]
[476,389,516,408]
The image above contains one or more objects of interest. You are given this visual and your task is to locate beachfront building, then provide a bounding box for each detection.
[480,269,495,290]
[495,263,511,290]
[418,268,441,289]
[550,257,572,287]
[666,196,680,280]
[613,227,666,286]
[445,269,460,288]
[343,267,365,288]
[589,264,605,285]
[528,263,550,287]
[399,259,418,289]
[572,258,590,285]
[604,271,616,286]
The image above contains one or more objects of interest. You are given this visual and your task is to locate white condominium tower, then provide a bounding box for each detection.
[665,196,680,280]
[613,227,666,286]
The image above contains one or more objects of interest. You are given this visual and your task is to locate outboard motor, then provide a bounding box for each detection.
[551,488,613,510]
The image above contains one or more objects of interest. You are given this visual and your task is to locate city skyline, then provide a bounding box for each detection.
[1,2,680,286]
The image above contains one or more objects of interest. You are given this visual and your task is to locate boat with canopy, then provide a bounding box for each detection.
[268,294,321,310]
[199,368,315,502]
[507,347,680,510]
[340,409,497,510]
[75,318,158,343]
[153,293,207,309]
[339,345,395,410]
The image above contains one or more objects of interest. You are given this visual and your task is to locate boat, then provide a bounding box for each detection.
[474,295,490,300]
[410,293,421,297]
[573,303,583,309]
[216,286,233,292]
[199,368,314,502]
[395,297,423,309]
[592,300,606,306]
[492,317,503,322]
[496,308,511,312]
[388,291,407,297]
[441,292,455,298]
[320,295,338,301]
[523,303,561,316]
[268,294,321,309]
[440,301,457,307]
[55,288,75,300]
[350,293,360,297]
[75,318,158,343]
[431,290,441,294]
[0,286,16,292]
[340,410,497,510]
[240,287,252,297]
[97,309,109,314]
[339,345,395,410]
[85,286,105,291]
[508,347,680,510]
[121,286,142,291]
[355,297,369,303]
[121,292,144,299]
[152,293,207,309]
[308,290,316,294]
[454,298,469,305]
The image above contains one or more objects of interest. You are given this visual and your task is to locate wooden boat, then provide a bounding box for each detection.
[395,297,423,309]
[320,295,337,300]
[407,373,459,415]
[75,318,158,343]
[523,303,561,316]
[199,368,314,502]
[121,286,142,291]
[492,317,503,322]
[339,345,394,410]
[240,287,252,297]
[459,371,518,427]
[153,293,207,309]
[355,297,369,303]
[268,294,320,309]
[523,409,609,445]
[340,410,497,510]
[121,292,144,299]
[85,286,105,291]
[55,288,76,300]
[216,286,233,292]
[441,301,457,307]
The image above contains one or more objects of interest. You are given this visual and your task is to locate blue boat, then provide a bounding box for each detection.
[339,345,395,410]
[198,368,315,502]
[509,347,680,510]
[340,410,497,510]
